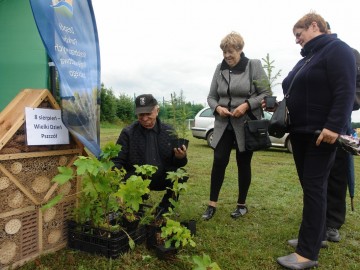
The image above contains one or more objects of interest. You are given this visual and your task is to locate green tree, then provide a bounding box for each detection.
[159,91,204,123]
[98,87,205,124]
[260,53,282,95]
[100,84,117,122]
[115,93,135,124]
[188,103,204,119]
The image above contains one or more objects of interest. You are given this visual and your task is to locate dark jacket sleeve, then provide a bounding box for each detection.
[324,42,356,133]
[352,48,360,110]
[111,127,131,171]
[172,153,188,168]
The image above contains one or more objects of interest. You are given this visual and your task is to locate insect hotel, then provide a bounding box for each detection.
[0,89,84,269]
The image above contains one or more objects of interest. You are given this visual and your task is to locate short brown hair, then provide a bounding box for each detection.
[220,31,245,51]
[293,12,327,33]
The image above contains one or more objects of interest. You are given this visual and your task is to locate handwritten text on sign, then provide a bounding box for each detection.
[25,107,69,145]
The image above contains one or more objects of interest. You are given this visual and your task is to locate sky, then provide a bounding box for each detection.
[91,0,360,121]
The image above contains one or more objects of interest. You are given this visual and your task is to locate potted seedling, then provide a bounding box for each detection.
[164,167,196,240]
[141,200,167,250]
[141,167,189,250]
[43,142,153,258]
[254,53,282,109]
[114,164,156,229]
[143,168,196,260]
[166,168,195,233]
[163,168,190,217]
[155,217,196,260]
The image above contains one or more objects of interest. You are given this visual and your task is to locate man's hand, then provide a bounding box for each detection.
[174,145,187,159]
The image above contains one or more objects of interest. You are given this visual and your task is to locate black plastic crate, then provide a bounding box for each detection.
[67,220,145,258]
[134,223,147,244]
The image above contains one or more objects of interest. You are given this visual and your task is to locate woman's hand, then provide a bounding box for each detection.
[216,106,233,117]
[262,99,278,112]
[232,103,249,118]
[261,99,266,109]
[316,128,339,146]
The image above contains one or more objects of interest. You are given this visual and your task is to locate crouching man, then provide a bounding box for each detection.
[112,94,188,212]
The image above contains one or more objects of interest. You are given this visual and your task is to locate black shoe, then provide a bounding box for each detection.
[202,205,216,220]
[326,227,340,242]
[230,205,248,219]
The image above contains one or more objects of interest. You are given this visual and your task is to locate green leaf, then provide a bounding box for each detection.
[191,253,221,270]
[99,142,121,160]
[134,164,158,179]
[128,237,135,250]
[166,168,189,182]
[74,157,101,176]
[209,262,221,270]
[114,175,150,213]
[82,182,98,198]
[142,255,152,261]
[41,195,63,211]
[52,166,74,184]
[160,218,196,249]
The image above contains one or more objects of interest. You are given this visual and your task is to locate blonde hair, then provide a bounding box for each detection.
[293,11,327,33]
[220,31,245,51]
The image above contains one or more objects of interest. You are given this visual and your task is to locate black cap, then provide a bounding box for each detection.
[135,94,158,114]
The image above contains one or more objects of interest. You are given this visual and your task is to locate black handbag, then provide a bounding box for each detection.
[244,60,271,151]
[268,55,314,138]
[244,115,271,151]
[268,98,289,138]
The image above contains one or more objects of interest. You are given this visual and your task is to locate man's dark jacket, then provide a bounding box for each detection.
[283,34,356,134]
[112,118,188,182]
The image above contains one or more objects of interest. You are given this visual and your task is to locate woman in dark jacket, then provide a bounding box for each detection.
[276,12,356,270]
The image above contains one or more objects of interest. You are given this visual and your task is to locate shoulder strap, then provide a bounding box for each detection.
[247,60,253,98]
[246,59,262,120]
[246,110,259,120]
[285,55,314,97]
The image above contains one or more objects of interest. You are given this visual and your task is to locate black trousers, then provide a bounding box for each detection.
[209,128,253,204]
[327,147,349,229]
[290,133,337,261]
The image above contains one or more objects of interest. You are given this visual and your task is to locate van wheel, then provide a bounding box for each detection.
[207,130,214,148]
[286,138,293,153]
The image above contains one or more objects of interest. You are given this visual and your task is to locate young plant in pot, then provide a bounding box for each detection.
[152,168,197,260]
[114,164,156,231]
[164,168,189,215]
[169,92,190,149]
[43,143,153,258]
[45,143,124,228]
[165,168,196,236]
[141,167,189,251]
[155,217,196,260]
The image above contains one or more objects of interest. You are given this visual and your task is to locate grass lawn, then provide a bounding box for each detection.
[17,126,360,270]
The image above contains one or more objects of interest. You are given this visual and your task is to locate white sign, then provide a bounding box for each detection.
[25,107,70,145]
